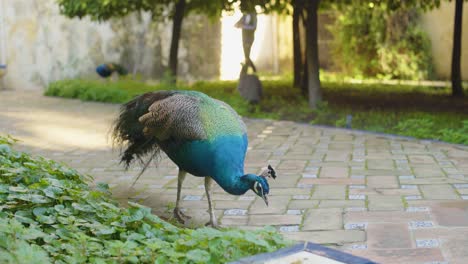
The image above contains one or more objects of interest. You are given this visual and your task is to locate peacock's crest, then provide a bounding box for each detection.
[261,165,277,179]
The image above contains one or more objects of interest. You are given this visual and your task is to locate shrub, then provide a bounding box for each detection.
[0,135,289,263]
[329,4,433,80]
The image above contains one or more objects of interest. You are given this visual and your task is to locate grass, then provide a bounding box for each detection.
[45,77,468,145]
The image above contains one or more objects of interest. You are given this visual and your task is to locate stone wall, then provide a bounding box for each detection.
[0,0,221,90]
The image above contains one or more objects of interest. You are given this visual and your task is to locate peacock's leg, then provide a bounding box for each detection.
[173,169,191,223]
[204,176,218,227]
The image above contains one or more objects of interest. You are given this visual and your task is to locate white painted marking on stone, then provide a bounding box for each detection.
[399,175,415,180]
[409,221,434,229]
[183,195,202,201]
[293,195,310,200]
[349,194,366,200]
[416,239,439,248]
[279,225,300,232]
[349,185,366,189]
[224,209,247,216]
[405,195,422,200]
[401,185,418,189]
[345,222,368,230]
[406,207,430,212]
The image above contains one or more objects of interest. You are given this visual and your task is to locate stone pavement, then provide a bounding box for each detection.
[1,90,468,264]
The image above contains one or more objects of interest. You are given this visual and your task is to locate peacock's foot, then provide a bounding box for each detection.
[173,208,191,223]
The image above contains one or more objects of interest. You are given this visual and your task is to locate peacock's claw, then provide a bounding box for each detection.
[173,208,191,223]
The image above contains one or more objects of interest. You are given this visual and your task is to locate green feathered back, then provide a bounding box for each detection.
[112,90,246,168]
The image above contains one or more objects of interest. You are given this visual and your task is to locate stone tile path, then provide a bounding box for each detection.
[1,90,468,263]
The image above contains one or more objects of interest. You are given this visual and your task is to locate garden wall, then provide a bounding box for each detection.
[420,1,468,81]
[0,0,221,90]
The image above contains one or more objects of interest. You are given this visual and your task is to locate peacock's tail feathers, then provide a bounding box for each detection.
[111,91,175,168]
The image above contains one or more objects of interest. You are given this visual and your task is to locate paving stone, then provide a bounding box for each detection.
[238,195,256,201]
[283,230,365,244]
[277,160,307,171]
[324,151,350,162]
[220,216,249,226]
[429,201,468,227]
[319,167,348,178]
[413,167,446,178]
[367,159,394,170]
[345,211,431,223]
[298,178,365,185]
[311,185,346,200]
[367,176,399,189]
[249,196,290,214]
[318,200,365,208]
[248,214,301,226]
[302,208,342,231]
[270,188,310,196]
[376,188,421,196]
[213,200,253,209]
[409,155,436,164]
[368,195,404,211]
[438,235,468,261]
[400,177,465,185]
[353,248,445,263]
[367,223,412,249]
[420,185,459,200]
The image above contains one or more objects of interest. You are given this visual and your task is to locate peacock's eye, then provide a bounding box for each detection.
[256,184,263,193]
[253,182,263,195]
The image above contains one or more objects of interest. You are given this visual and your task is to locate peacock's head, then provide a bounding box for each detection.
[246,165,277,206]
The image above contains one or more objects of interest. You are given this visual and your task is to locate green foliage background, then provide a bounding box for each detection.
[329,3,434,80]
[0,136,289,263]
[45,78,468,145]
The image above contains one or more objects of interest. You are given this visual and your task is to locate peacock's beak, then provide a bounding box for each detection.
[262,194,269,206]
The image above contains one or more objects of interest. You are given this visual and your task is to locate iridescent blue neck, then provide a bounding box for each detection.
[213,173,257,195]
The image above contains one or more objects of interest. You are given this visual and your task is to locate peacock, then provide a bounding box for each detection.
[111,90,276,227]
[96,63,128,78]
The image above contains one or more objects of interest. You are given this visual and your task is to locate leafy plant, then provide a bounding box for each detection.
[0,135,290,263]
[393,118,435,138]
[329,3,433,80]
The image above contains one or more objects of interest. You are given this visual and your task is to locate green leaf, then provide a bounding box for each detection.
[72,202,94,212]
[186,249,211,263]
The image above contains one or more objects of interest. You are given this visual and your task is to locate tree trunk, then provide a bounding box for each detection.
[305,0,322,108]
[169,0,186,82]
[451,0,464,97]
[293,0,302,89]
